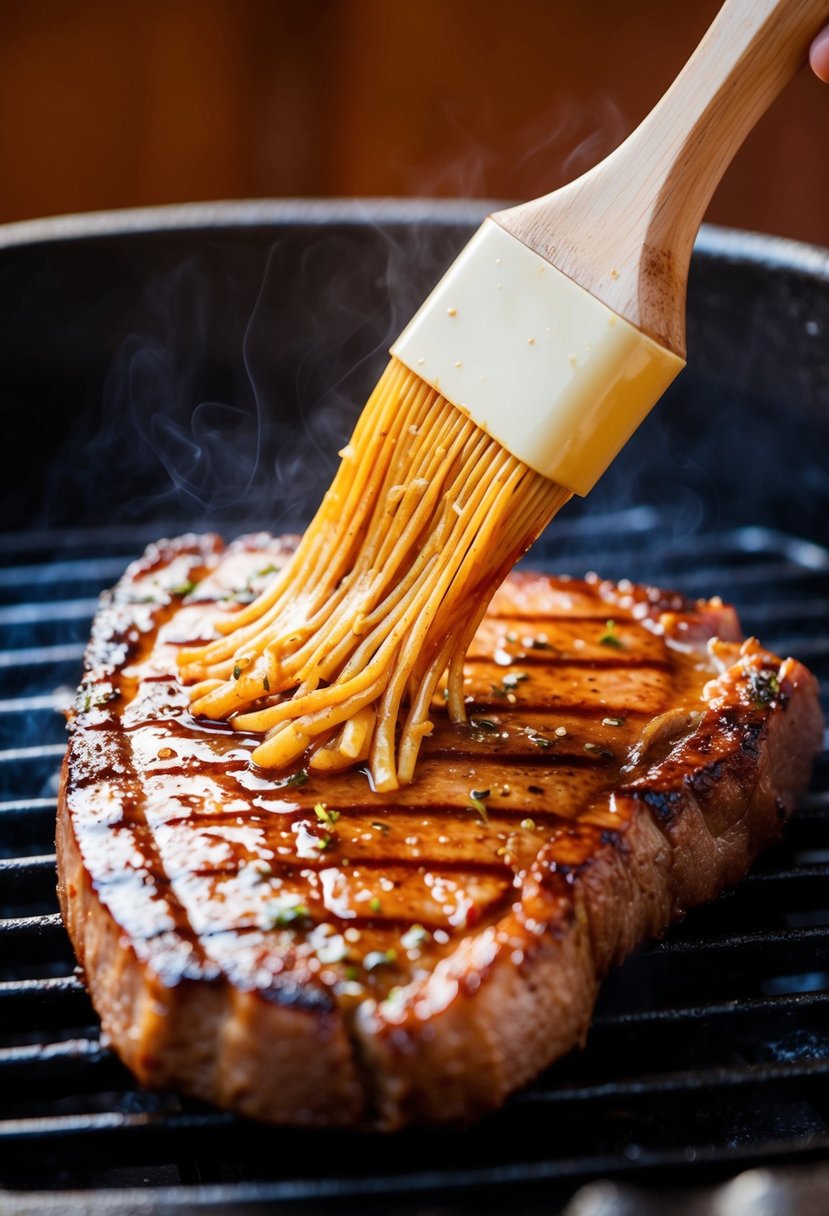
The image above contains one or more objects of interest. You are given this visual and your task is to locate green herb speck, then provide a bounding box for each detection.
[469,789,490,823]
[748,667,780,706]
[314,802,339,826]
[274,769,309,789]
[271,903,310,927]
[78,685,118,713]
[599,620,624,648]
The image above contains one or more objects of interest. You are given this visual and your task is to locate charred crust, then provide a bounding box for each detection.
[627,787,684,825]
[254,976,336,1015]
[687,761,726,802]
[621,707,769,835]
[600,827,623,850]
[716,713,763,757]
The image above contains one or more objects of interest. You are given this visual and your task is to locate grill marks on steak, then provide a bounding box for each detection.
[57,533,823,1128]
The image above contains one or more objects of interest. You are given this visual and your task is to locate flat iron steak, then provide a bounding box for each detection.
[57,533,823,1128]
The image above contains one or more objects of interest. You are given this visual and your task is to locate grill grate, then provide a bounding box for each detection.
[1,515,828,1213]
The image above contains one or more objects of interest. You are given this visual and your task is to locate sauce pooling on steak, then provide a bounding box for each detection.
[65,531,759,1010]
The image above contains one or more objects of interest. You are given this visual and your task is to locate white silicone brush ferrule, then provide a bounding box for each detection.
[391,219,685,496]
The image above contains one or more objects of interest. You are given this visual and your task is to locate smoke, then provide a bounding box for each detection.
[39,251,263,529]
[36,204,489,537]
[393,91,630,204]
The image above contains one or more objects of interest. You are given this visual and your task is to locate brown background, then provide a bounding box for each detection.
[1,0,828,246]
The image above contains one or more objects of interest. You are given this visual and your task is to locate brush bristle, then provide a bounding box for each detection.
[178,358,571,789]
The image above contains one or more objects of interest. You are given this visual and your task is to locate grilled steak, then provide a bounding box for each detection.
[57,532,823,1128]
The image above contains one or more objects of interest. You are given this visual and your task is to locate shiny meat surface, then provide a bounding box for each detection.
[57,532,824,1128]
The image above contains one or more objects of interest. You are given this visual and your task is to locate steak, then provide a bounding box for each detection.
[57,532,824,1128]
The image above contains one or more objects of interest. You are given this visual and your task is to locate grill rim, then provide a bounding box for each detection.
[0,201,826,288]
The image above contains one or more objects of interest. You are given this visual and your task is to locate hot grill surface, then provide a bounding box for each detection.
[2,511,829,1214]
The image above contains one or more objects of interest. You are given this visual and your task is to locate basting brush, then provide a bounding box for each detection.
[179,0,829,790]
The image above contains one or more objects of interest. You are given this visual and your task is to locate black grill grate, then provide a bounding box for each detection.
[2,514,829,1214]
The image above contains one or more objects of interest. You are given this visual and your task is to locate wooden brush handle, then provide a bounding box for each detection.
[494,0,829,356]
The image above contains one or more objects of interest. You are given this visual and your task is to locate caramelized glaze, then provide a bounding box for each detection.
[64,533,754,1005]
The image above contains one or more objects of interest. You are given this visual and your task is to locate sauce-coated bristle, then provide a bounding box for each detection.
[178,358,570,788]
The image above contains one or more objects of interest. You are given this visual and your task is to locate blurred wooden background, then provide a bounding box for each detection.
[1,0,828,246]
